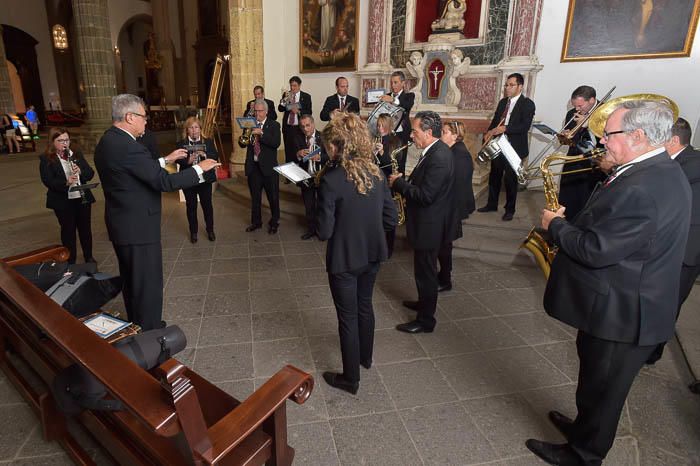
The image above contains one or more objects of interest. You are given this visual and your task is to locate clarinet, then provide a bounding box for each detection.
[66,149,89,205]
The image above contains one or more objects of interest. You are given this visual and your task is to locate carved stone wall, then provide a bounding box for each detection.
[0,26,15,114]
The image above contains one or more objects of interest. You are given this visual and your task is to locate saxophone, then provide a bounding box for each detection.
[389,142,412,225]
[520,149,604,278]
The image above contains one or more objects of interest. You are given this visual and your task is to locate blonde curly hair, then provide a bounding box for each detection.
[321,112,383,195]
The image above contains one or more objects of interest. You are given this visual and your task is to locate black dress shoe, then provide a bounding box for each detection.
[396,321,433,334]
[323,372,359,395]
[190,233,198,243]
[301,231,315,240]
[402,300,422,311]
[245,224,262,232]
[549,410,574,439]
[438,282,452,292]
[502,212,514,221]
[268,224,278,234]
[207,231,216,241]
[477,206,497,213]
[525,439,584,465]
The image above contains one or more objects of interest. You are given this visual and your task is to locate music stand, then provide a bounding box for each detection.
[69,182,99,192]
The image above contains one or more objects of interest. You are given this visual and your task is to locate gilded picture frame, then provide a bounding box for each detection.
[299,0,359,73]
[561,0,700,62]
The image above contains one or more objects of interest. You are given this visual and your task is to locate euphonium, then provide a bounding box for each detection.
[389,142,412,225]
[238,127,254,147]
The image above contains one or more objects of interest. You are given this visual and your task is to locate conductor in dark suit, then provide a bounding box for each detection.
[320,76,360,121]
[526,100,691,466]
[380,71,415,146]
[477,73,535,221]
[294,115,328,240]
[317,113,397,395]
[243,85,277,121]
[176,116,219,243]
[389,111,454,333]
[241,99,282,234]
[279,76,312,164]
[95,94,220,331]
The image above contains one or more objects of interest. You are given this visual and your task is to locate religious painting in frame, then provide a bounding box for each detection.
[561,0,700,62]
[300,0,359,73]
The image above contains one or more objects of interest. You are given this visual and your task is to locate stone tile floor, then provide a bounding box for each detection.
[0,154,699,465]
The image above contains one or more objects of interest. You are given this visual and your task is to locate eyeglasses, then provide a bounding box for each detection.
[55,138,70,144]
[129,112,149,121]
[602,130,626,139]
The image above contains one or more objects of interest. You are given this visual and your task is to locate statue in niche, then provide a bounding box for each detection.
[431,0,467,32]
[406,51,424,106]
[446,48,470,106]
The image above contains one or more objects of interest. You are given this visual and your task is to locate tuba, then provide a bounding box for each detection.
[389,142,412,225]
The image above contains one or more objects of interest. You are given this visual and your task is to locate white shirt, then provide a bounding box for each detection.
[607,147,666,185]
[305,130,318,174]
[291,93,300,126]
[392,91,404,133]
[59,149,81,200]
[504,93,521,125]
[338,94,346,108]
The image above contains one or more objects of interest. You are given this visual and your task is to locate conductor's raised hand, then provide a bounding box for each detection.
[164,148,188,163]
[197,158,221,172]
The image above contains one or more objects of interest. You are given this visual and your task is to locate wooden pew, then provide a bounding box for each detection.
[0,245,314,465]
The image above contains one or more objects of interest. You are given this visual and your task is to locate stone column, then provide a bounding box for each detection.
[0,26,15,114]
[499,0,544,97]
[227,0,265,169]
[357,0,394,110]
[152,0,177,104]
[72,0,117,152]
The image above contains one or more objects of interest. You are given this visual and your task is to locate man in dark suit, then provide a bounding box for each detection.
[380,71,415,146]
[279,76,312,165]
[647,117,700,364]
[320,77,360,121]
[477,72,535,221]
[294,114,328,240]
[95,94,219,331]
[389,111,454,333]
[241,99,282,234]
[243,85,277,121]
[526,101,691,466]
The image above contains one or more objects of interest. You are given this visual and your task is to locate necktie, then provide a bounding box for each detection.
[340,97,346,111]
[503,99,511,122]
[287,94,297,126]
[254,130,261,160]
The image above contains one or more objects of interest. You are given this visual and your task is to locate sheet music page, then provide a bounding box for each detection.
[403,144,421,177]
[274,162,313,183]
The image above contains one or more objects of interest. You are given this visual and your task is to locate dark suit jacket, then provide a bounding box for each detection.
[39,150,96,210]
[94,126,201,246]
[393,140,454,250]
[244,98,277,121]
[292,130,328,172]
[544,151,691,346]
[175,137,219,183]
[279,91,312,128]
[387,91,415,142]
[488,95,535,158]
[318,164,398,274]
[242,118,281,177]
[319,94,360,121]
[451,141,475,220]
[676,145,700,266]
[137,128,160,159]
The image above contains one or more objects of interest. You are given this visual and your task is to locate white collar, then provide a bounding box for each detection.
[422,139,439,156]
[257,118,267,127]
[669,146,687,160]
[509,93,522,105]
[612,147,666,178]
[393,90,403,98]
[115,126,137,140]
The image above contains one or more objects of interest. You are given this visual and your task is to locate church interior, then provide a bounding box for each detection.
[1,0,700,464]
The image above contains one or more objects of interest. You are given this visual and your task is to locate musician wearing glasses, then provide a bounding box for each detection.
[527,100,691,466]
[95,94,220,331]
[320,77,360,121]
[244,85,277,121]
[39,127,96,264]
[294,115,327,240]
[176,116,219,243]
[374,113,403,257]
[279,76,312,165]
[477,73,535,221]
[558,85,606,220]
[380,71,415,145]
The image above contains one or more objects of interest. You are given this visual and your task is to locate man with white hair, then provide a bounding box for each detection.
[526,100,691,465]
[95,94,219,331]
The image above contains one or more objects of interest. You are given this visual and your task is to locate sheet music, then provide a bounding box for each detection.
[403,144,421,178]
[83,313,130,339]
[274,162,313,183]
[497,135,525,178]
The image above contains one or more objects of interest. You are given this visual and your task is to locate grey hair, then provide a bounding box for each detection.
[415,111,442,138]
[253,98,267,109]
[300,114,314,123]
[112,94,145,122]
[391,71,406,81]
[618,100,674,146]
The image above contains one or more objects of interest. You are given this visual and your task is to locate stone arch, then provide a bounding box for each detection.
[1,25,44,116]
[116,14,154,98]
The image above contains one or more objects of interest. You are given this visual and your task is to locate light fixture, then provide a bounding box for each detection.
[52,24,68,50]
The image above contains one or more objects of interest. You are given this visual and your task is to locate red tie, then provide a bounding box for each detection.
[254,136,261,158]
[503,99,511,121]
[287,94,297,126]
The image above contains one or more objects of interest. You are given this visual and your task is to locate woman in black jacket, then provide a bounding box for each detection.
[39,127,96,264]
[437,121,475,290]
[176,116,219,243]
[317,113,398,394]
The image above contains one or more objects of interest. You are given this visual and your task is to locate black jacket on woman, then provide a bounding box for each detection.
[175,137,219,183]
[39,150,96,210]
[451,141,475,220]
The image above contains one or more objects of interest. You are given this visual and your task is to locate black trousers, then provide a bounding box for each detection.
[247,163,280,227]
[437,241,452,286]
[486,155,522,213]
[328,262,380,383]
[183,182,214,234]
[300,183,318,233]
[114,242,163,331]
[53,200,93,264]
[282,125,301,163]
[414,248,440,330]
[569,331,655,465]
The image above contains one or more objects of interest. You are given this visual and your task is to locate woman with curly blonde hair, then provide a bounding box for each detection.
[317,112,397,395]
